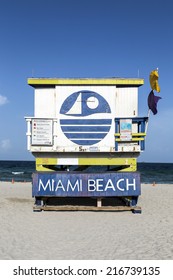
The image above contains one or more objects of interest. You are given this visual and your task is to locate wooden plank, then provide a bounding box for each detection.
[36,157,137,167]
[97,198,102,207]
[115,138,144,142]
[115,133,146,136]
[28,78,144,86]
[33,205,141,212]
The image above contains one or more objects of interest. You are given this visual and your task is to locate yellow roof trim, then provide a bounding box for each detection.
[28,78,144,87]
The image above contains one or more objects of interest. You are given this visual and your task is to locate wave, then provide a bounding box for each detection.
[12,172,24,175]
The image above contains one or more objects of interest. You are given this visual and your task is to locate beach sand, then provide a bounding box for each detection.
[0,181,172,260]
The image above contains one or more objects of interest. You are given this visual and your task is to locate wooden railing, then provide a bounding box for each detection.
[115,117,148,151]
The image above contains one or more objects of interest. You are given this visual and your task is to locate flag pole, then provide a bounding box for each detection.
[145,109,151,135]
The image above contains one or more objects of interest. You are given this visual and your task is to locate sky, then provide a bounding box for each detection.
[0,0,173,162]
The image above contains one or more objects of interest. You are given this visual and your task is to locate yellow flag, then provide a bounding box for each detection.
[149,70,160,92]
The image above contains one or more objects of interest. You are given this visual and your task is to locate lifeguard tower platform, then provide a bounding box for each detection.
[25,77,148,213]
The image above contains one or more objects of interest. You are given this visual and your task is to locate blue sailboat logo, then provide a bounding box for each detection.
[60,90,112,145]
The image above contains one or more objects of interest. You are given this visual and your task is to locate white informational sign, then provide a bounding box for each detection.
[120,119,132,141]
[31,119,53,145]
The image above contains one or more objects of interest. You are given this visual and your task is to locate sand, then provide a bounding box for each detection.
[0,181,173,260]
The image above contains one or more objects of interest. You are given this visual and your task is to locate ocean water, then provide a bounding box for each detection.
[0,160,35,182]
[0,160,173,184]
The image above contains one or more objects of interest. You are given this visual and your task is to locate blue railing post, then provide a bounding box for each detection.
[114,117,148,151]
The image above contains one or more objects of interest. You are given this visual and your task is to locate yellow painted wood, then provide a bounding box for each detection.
[120,165,137,171]
[132,133,146,136]
[115,138,144,142]
[78,157,136,166]
[36,158,58,171]
[28,78,144,87]
[36,164,53,171]
[36,158,58,165]
[36,157,136,166]
[131,138,144,141]
[35,157,137,171]
[36,163,136,172]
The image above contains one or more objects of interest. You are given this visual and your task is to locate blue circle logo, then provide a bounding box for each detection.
[60,90,112,145]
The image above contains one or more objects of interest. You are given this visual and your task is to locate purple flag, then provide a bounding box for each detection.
[148,90,162,115]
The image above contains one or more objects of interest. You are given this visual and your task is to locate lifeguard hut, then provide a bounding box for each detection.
[25,77,148,213]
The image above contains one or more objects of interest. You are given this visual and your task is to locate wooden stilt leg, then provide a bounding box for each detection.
[97,198,102,207]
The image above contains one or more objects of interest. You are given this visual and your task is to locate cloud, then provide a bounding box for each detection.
[0,139,11,150]
[0,95,8,106]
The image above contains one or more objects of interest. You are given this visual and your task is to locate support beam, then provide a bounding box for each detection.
[35,157,137,172]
